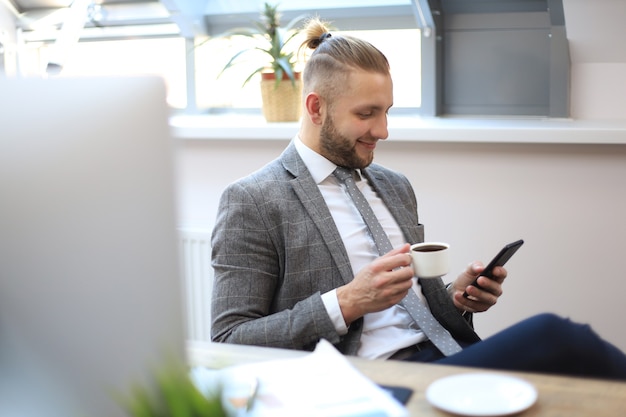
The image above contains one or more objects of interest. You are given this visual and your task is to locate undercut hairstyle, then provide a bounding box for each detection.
[299,17,390,106]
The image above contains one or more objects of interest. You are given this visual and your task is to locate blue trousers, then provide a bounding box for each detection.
[405,313,626,381]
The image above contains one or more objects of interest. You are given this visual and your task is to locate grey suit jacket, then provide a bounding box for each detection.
[211,142,480,355]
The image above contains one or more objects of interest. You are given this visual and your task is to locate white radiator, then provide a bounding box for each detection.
[178,229,213,341]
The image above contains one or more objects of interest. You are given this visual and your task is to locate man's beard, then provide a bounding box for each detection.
[319,114,374,169]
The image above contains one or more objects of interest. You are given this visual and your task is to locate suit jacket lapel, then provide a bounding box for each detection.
[280,143,356,285]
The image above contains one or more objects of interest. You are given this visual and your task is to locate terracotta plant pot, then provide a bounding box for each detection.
[260,72,302,122]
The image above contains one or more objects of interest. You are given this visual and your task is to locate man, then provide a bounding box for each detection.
[211,18,626,379]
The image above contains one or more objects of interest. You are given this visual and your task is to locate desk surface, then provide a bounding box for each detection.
[188,341,626,417]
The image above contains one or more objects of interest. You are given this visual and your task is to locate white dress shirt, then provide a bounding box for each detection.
[293,137,428,359]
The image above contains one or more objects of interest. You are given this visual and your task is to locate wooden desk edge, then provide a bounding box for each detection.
[187,341,626,417]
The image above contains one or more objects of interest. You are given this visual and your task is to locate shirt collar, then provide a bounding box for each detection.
[293,135,339,184]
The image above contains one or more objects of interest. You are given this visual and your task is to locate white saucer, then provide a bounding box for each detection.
[426,373,538,416]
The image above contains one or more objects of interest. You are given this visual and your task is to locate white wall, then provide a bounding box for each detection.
[565,0,626,120]
[570,63,626,119]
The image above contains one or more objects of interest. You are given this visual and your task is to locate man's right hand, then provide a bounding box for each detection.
[336,243,414,325]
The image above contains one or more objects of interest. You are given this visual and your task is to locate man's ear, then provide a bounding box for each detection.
[304,92,324,125]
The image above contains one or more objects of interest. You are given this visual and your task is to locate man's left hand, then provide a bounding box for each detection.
[449,262,506,313]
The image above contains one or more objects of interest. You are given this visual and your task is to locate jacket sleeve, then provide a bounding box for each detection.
[210,180,342,351]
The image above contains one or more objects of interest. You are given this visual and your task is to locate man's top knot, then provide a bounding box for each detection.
[306,31,332,50]
[319,32,332,43]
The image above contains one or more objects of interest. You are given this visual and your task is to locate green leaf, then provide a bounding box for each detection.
[121,363,226,417]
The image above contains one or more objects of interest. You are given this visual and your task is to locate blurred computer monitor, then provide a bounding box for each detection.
[0,76,185,417]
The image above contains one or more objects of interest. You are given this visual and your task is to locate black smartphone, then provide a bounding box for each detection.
[463,239,524,298]
[378,384,414,404]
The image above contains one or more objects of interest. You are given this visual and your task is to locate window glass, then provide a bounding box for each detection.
[0,41,5,75]
[21,37,187,109]
[195,28,420,111]
[342,29,421,109]
[17,26,420,112]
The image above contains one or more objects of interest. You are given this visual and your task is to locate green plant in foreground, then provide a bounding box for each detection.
[123,364,226,417]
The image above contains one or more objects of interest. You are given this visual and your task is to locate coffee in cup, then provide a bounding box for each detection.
[410,242,450,278]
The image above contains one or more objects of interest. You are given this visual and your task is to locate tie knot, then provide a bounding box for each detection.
[333,167,359,183]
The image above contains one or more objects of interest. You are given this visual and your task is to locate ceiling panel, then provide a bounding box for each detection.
[12,0,157,13]
[12,0,74,12]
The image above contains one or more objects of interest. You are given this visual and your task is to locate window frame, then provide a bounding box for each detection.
[11,0,569,118]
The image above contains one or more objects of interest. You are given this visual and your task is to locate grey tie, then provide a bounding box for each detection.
[333,167,462,356]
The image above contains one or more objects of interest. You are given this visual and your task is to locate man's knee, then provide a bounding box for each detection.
[526,313,591,343]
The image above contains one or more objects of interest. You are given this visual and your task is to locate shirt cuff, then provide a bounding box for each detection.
[446,282,454,297]
[321,289,349,335]
[447,282,469,316]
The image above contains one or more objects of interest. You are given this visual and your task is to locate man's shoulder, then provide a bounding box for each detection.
[368,162,402,175]
[366,163,410,183]
[231,143,306,188]
[226,155,299,197]
[237,158,289,183]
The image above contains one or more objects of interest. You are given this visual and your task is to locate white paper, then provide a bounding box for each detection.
[192,340,407,417]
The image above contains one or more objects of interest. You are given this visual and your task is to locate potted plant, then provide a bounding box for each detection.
[216,3,308,122]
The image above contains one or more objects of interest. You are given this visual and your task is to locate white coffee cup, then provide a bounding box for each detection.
[410,242,450,278]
